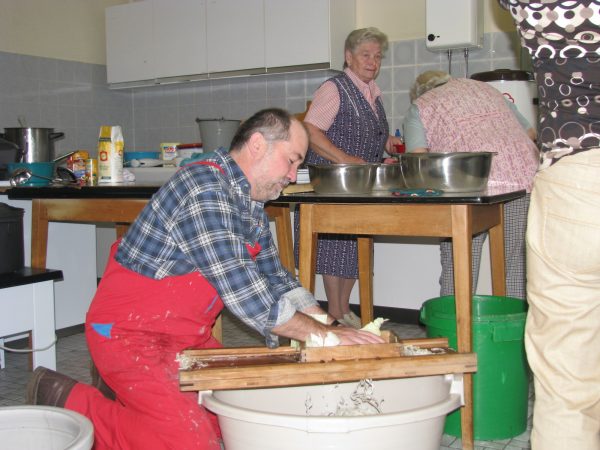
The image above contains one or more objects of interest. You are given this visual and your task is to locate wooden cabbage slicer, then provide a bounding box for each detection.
[179,331,477,392]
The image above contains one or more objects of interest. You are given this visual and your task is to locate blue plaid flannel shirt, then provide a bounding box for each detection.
[116,149,316,347]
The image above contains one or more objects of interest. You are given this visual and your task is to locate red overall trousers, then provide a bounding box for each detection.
[66,237,262,450]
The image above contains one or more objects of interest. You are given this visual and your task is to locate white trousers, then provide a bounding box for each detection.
[526,148,600,450]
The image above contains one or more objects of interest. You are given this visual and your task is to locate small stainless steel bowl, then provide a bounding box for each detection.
[307,163,375,195]
[398,152,494,192]
[372,163,406,191]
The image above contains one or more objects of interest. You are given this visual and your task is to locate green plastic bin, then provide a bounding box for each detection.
[420,295,529,441]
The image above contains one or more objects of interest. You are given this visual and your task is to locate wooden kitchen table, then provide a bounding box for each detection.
[274,187,525,450]
[9,182,524,449]
[6,183,296,342]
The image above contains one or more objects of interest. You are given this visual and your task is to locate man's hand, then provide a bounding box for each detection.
[327,323,386,345]
[273,311,386,345]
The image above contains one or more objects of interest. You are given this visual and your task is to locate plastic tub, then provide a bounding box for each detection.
[420,295,529,440]
[201,375,463,450]
[123,151,160,162]
[0,406,94,449]
[7,162,55,186]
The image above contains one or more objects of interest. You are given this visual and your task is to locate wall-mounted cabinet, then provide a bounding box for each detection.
[106,0,355,88]
[206,0,264,73]
[106,0,208,85]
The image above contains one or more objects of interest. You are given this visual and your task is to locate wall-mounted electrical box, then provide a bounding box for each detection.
[426,0,484,51]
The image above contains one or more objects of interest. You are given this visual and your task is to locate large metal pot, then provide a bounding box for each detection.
[471,69,538,127]
[195,118,240,151]
[0,127,65,163]
[398,152,494,192]
[307,163,376,195]
[372,163,406,191]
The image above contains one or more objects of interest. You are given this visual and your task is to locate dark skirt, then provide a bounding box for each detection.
[293,209,358,279]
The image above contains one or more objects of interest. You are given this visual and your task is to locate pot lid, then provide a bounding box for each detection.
[470,69,533,82]
[3,127,56,131]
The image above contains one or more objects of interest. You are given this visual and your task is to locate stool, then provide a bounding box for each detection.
[0,268,63,370]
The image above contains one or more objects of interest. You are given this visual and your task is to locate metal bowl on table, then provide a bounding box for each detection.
[398,152,494,192]
[307,163,375,195]
[372,163,406,191]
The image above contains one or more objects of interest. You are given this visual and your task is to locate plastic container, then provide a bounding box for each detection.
[393,128,406,154]
[97,126,124,183]
[201,375,463,450]
[67,151,89,182]
[0,203,24,274]
[7,162,55,186]
[160,143,180,166]
[0,406,93,449]
[420,295,529,440]
[123,151,160,162]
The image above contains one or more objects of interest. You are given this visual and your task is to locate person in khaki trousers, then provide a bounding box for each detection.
[499,1,600,449]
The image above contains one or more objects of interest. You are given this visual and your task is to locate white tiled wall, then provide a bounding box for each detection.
[0,31,528,155]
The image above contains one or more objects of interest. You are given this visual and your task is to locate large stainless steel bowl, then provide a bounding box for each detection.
[307,163,375,195]
[372,163,406,191]
[399,152,494,192]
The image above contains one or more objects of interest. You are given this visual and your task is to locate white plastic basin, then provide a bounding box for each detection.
[201,374,463,450]
[0,406,94,450]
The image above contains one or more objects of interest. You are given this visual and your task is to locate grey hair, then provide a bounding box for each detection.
[410,70,452,101]
[343,27,389,68]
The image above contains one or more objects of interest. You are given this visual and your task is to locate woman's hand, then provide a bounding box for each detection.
[340,154,366,164]
[305,122,366,164]
[385,135,405,154]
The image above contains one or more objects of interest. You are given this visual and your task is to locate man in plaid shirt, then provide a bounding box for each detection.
[27,108,383,450]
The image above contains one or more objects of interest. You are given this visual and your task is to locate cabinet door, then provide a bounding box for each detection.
[153,0,208,79]
[206,0,265,73]
[264,0,330,68]
[106,1,154,83]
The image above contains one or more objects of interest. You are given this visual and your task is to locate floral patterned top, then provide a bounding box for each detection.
[499,0,600,169]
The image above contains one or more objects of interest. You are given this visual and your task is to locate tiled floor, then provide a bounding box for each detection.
[0,312,532,449]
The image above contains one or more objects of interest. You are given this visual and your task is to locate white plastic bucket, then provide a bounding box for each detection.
[201,374,463,450]
[0,406,93,450]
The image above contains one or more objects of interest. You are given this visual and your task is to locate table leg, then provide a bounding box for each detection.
[31,199,49,270]
[265,205,295,275]
[115,224,129,240]
[357,237,374,325]
[451,205,474,450]
[29,200,51,369]
[488,204,506,296]
[298,204,317,293]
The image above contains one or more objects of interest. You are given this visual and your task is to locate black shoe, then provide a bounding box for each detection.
[90,360,116,401]
[26,367,78,407]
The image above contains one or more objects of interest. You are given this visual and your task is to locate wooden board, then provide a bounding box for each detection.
[282,183,313,194]
[179,336,477,392]
[180,352,477,391]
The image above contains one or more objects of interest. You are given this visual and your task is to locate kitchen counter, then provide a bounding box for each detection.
[1,268,63,370]
[6,182,162,199]
[7,182,520,203]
